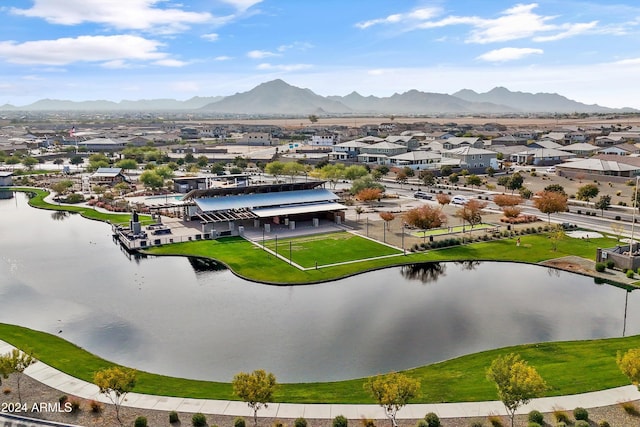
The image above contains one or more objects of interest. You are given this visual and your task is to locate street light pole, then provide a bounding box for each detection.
[631,175,639,259]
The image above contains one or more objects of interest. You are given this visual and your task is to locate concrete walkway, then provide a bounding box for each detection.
[2,341,640,420]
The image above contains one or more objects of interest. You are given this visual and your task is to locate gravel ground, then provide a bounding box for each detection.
[2,375,640,427]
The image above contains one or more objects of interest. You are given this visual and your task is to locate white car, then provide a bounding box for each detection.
[451,195,469,205]
[546,166,556,173]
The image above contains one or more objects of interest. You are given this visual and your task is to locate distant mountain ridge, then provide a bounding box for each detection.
[1,79,635,114]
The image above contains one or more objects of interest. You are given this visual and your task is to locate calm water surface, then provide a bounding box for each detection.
[1,192,639,382]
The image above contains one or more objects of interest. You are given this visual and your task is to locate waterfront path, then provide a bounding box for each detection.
[2,340,640,420]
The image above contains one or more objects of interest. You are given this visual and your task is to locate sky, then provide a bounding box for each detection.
[1,0,640,108]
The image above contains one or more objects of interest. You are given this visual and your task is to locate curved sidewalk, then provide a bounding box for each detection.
[2,340,640,420]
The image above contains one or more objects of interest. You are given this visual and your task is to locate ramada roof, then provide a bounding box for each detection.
[557,158,640,172]
[194,188,341,213]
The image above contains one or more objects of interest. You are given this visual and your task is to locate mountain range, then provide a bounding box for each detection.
[1,79,636,114]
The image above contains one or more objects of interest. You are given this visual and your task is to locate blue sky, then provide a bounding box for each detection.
[1,0,640,108]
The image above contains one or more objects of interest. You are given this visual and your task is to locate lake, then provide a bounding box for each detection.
[1,192,638,382]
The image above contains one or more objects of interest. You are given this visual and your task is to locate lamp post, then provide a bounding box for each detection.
[631,175,639,259]
[402,222,406,255]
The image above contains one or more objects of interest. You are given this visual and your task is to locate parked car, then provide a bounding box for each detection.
[414,191,433,200]
[546,166,556,173]
[451,195,469,205]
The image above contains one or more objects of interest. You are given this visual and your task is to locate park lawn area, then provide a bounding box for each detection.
[147,233,618,284]
[261,232,402,268]
[7,187,153,226]
[147,237,425,284]
[1,322,639,403]
[410,223,496,237]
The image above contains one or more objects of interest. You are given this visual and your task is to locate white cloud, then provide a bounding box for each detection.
[202,33,220,42]
[10,0,218,33]
[257,63,312,71]
[533,21,599,42]
[101,60,131,69]
[359,3,601,45]
[477,47,544,62]
[277,42,313,52]
[247,50,280,59]
[0,35,167,65]
[215,56,233,61]
[154,59,189,67]
[613,57,640,65]
[171,81,200,92]
[355,7,441,29]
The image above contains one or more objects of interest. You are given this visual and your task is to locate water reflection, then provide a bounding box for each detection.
[51,211,69,221]
[400,262,447,284]
[1,192,639,383]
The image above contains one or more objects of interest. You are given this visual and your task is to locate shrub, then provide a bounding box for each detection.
[333,415,348,427]
[595,262,606,272]
[272,421,284,427]
[527,423,541,427]
[424,412,441,427]
[487,415,503,427]
[295,417,308,427]
[528,410,544,424]
[470,422,484,427]
[192,413,207,427]
[556,423,566,427]
[360,418,375,427]
[89,400,102,413]
[554,410,570,423]
[598,422,611,427]
[627,270,635,278]
[58,395,68,404]
[2,388,10,395]
[574,421,589,427]
[68,398,81,413]
[606,260,615,269]
[234,417,246,427]
[415,420,428,427]
[64,193,85,204]
[573,407,588,421]
[620,401,640,416]
[134,416,148,427]
[169,411,179,423]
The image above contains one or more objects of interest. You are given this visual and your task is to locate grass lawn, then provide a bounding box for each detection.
[410,223,497,237]
[261,232,401,268]
[1,323,638,403]
[6,187,152,226]
[147,232,619,284]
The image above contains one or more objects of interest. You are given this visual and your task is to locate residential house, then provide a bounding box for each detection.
[556,158,640,181]
[597,143,640,156]
[237,132,272,145]
[442,146,497,170]
[357,141,407,165]
[594,134,626,146]
[442,137,483,150]
[385,135,419,150]
[540,132,568,145]
[491,135,529,146]
[528,140,564,150]
[310,135,338,146]
[388,151,442,170]
[557,143,600,156]
[510,148,576,166]
[328,140,369,161]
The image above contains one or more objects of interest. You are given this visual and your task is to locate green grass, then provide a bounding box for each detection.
[1,323,638,403]
[261,232,401,268]
[5,187,152,226]
[410,223,497,237]
[147,233,619,284]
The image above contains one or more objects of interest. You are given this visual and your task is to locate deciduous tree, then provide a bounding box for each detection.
[364,372,420,427]
[465,174,482,189]
[533,190,568,223]
[232,369,277,427]
[455,199,488,230]
[357,188,383,204]
[576,183,599,201]
[351,175,384,195]
[435,193,450,209]
[93,367,137,426]
[0,349,36,403]
[139,170,164,190]
[507,173,524,194]
[404,205,447,231]
[486,353,547,427]
[419,170,435,186]
[617,348,640,387]
[379,212,395,230]
[265,161,286,182]
[595,195,611,216]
